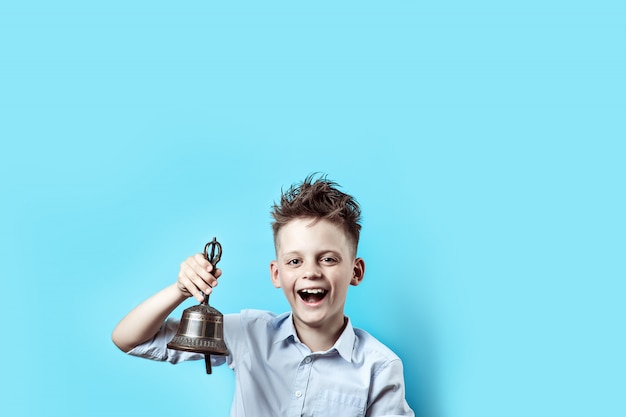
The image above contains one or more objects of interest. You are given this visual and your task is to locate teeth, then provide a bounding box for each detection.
[299,289,327,294]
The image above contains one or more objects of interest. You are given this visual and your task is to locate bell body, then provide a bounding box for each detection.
[167,304,229,356]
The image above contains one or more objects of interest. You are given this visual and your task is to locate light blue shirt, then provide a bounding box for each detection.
[129,309,414,417]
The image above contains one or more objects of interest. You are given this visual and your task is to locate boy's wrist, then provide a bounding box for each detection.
[169,282,192,303]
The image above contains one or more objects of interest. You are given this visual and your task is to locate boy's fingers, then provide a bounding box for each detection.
[193,253,222,278]
[190,254,213,275]
[182,267,213,297]
[189,254,221,286]
[177,253,222,301]
[184,255,212,281]
[180,274,210,302]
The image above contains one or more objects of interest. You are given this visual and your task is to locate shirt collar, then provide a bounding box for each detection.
[273,312,297,343]
[272,312,355,363]
[333,317,356,362]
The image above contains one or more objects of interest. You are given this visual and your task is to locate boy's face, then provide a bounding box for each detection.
[270,217,365,336]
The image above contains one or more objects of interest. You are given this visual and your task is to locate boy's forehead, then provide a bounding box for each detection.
[274,217,356,254]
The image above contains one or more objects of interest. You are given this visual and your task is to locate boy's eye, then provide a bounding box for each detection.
[287,259,301,266]
[321,257,337,264]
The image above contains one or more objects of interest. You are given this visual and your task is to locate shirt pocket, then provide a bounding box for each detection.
[313,389,366,417]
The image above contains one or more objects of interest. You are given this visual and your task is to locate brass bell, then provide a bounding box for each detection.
[167,237,228,374]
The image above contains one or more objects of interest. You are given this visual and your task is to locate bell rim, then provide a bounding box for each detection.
[167,340,229,356]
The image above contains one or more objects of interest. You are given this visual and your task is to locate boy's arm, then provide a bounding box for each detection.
[111,283,187,352]
[111,253,221,353]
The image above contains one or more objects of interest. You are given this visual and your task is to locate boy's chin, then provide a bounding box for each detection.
[292,309,340,330]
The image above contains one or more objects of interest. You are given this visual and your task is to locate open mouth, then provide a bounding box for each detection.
[298,288,328,303]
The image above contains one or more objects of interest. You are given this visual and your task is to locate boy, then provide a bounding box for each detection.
[112,175,414,417]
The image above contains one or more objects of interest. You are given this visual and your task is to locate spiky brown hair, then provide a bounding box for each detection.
[271,174,362,254]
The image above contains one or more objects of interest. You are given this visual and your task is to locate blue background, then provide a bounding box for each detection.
[1,1,624,416]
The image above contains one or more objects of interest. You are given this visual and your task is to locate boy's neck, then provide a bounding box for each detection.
[293,316,349,353]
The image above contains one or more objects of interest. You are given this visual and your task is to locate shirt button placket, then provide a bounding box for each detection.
[289,356,314,417]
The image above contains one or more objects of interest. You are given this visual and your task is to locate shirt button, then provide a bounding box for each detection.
[295,390,302,398]
[304,356,312,364]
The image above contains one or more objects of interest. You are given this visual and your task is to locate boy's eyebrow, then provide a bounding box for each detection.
[279,249,343,258]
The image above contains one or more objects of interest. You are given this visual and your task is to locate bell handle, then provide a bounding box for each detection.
[201,288,211,305]
[202,237,222,305]
[204,237,222,267]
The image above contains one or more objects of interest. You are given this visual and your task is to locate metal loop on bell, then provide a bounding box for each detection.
[204,237,222,267]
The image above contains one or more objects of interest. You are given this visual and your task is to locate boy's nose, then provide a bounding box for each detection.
[303,268,322,279]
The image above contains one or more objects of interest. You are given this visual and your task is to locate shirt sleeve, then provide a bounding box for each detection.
[366,358,415,417]
[127,317,226,366]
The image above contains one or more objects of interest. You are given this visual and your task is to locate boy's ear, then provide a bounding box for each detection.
[270,260,281,288]
[351,258,365,286]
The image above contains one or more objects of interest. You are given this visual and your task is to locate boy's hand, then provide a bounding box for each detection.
[177,253,222,302]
